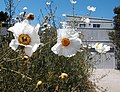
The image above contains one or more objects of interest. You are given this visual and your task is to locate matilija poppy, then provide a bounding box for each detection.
[93,43,110,53]
[83,17,90,24]
[8,20,42,57]
[51,27,82,57]
[70,0,77,4]
[87,6,96,12]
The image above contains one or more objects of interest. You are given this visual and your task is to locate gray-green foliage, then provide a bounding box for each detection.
[109,6,120,68]
[0,28,95,92]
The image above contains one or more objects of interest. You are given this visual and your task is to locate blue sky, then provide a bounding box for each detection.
[0,0,120,25]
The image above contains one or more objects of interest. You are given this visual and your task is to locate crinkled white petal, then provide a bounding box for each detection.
[57,28,79,43]
[90,7,96,12]
[57,45,77,57]
[70,38,82,50]
[51,43,62,54]
[70,0,77,4]
[57,29,68,39]
[22,24,34,34]
[35,24,40,33]
[96,49,103,53]
[31,44,40,52]
[29,31,40,44]
[8,22,24,35]
[9,39,18,51]
[28,31,41,54]
[8,20,30,36]
[93,43,98,48]
[24,47,33,57]
[68,30,79,38]
[22,20,29,24]
[103,45,110,52]
[23,7,27,10]
[83,18,90,23]
[46,2,51,5]
[51,38,81,57]
[57,28,78,38]
[99,43,103,48]
[87,6,96,12]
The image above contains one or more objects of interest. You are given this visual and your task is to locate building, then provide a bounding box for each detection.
[66,15,116,69]
[0,22,9,47]
[0,22,8,36]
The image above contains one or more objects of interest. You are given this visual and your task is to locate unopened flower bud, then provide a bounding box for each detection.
[36,81,43,88]
[45,16,48,20]
[22,55,30,63]
[26,13,34,21]
[43,23,48,28]
[16,16,19,20]
[59,73,68,80]
[43,23,50,29]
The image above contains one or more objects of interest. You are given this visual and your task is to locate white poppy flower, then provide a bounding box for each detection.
[8,20,41,57]
[60,22,67,28]
[70,0,77,4]
[62,14,66,17]
[94,43,110,53]
[46,2,51,5]
[83,18,90,23]
[87,6,96,12]
[51,27,82,57]
[81,17,90,24]
[23,7,27,11]
[19,12,24,16]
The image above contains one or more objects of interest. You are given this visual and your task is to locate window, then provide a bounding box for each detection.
[2,23,8,27]
[93,24,100,28]
[79,24,86,28]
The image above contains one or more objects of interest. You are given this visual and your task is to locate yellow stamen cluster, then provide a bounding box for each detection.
[96,45,99,49]
[61,38,70,46]
[18,34,31,45]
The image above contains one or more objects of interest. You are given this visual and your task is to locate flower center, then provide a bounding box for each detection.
[61,38,70,46]
[18,34,31,45]
[96,45,99,49]
[44,23,48,28]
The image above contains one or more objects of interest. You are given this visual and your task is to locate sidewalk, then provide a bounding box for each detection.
[90,69,120,92]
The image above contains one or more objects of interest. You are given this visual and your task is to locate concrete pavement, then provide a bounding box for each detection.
[90,69,120,92]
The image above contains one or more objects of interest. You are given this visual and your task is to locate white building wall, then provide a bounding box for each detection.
[66,15,115,69]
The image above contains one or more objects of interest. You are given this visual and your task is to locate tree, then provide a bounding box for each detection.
[4,0,20,25]
[0,11,9,22]
[109,6,120,69]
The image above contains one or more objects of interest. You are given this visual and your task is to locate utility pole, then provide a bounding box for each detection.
[70,0,77,29]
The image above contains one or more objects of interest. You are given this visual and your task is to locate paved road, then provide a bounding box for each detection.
[90,69,120,92]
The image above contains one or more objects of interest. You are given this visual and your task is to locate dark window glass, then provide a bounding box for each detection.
[93,24,96,27]
[93,24,100,28]
[79,24,86,28]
